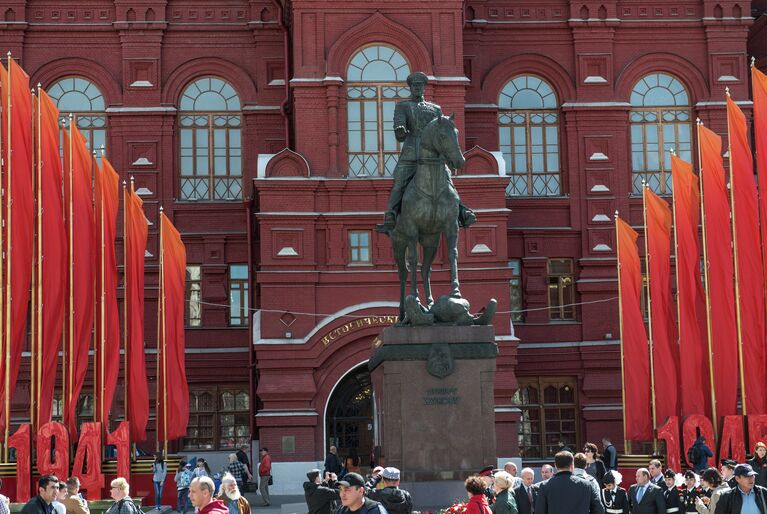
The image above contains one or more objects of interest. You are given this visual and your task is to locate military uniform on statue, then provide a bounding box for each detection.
[600,472,628,514]
[376,71,475,234]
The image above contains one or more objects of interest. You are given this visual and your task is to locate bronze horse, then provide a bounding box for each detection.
[391,114,466,321]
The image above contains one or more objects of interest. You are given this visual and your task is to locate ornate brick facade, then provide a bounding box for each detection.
[0,0,760,490]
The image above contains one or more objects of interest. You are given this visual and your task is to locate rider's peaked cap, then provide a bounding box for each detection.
[406,71,429,86]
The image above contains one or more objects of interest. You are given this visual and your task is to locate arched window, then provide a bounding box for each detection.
[630,73,692,194]
[498,75,561,197]
[47,77,107,154]
[179,77,242,201]
[347,45,411,177]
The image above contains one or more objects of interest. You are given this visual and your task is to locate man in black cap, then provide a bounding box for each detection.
[600,471,629,514]
[679,471,704,513]
[333,473,387,514]
[662,470,681,514]
[365,467,412,514]
[720,460,737,489]
[479,465,496,504]
[712,463,767,514]
[304,468,340,514]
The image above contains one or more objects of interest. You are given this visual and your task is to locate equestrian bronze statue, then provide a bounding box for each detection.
[376,72,495,326]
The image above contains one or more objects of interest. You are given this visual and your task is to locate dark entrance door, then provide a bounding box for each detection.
[326,364,374,469]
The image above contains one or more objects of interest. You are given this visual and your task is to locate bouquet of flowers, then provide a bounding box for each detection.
[437,501,468,514]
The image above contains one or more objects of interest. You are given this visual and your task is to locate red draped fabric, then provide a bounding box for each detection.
[158,213,189,441]
[94,157,121,426]
[125,184,149,441]
[62,126,96,435]
[36,90,66,427]
[727,96,766,415]
[643,189,679,423]
[616,217,653,441]
[699,124,739,418]
[671,155,711,416]
[0,59,34,436]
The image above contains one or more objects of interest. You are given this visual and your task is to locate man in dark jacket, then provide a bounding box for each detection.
[305,469,340,514]
[334,473,387,514]
[603,439,618,472]
[21,475,59,514]
[515,468,538,514]
[689,437,714,473]
[325,446,343,476]
[535,451,604,514]
[628,468,666,514]
[714,463,767,514]
[365,467,412,514]
[236,445,251,470]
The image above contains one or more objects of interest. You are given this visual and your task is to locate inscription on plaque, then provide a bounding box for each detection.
[423,387,460,405]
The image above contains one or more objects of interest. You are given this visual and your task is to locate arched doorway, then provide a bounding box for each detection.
[325,364,374,468]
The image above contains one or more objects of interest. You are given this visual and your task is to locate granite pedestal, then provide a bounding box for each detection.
[369,324,497,486]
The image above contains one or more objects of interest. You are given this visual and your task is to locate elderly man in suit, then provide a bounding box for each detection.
[514,467,538,514]
[534,451,604,514]
[629,468,666,514]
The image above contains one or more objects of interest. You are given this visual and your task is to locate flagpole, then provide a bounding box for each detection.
[696,121,719,437]
[0,60,5,463]
[4,51,13,461]
[615,211,631,454]
[34,87,44,430]
[92,150,99,424]
[98,149,105,429]
[157,207,165,454]
[123,178,128,447]
[161,211,168,459]
[29,90,37,431]
[641,183,658,451]
[66,114,74,430]
[727,88,749,415]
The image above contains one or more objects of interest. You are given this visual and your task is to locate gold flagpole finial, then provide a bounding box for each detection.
[696,117,702,126]
[752,56,756,69]
[614,210,619,220]
[669,146,676,156]
[99,144,105,157]
[726,86,731,97]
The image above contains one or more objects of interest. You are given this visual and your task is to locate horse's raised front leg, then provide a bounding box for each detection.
[407,239,419,300]
[421,245,437,307]
[446,223,461,297]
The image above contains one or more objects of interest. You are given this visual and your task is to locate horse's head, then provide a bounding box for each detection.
[431,114,465,170]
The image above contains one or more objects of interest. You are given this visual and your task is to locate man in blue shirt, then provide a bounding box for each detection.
[713,464,767,514]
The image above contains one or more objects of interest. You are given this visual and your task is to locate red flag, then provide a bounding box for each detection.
[94,157,120,426]
[62,125,96,435]
[752,67,767,305]
[699,125,739,418]
[727,96,766,415]
[125,184,148,441]
[671,155,711,416]
[616,217,653,441]
[0,58,34,436]
[643,189,680,423]
[158,213,189,441]
[36,90,66,427]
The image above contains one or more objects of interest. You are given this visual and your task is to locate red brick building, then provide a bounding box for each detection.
[0,0,763,491]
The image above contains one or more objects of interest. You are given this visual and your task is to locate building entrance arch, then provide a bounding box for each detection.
[325,363,375,469]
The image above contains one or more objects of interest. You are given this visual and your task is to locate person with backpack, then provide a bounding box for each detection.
[688,437,714,473]
[105,478,142,514]
[333,473,387,514]
[175,462,194,514]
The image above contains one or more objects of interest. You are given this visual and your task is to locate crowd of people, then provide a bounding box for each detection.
[7,473,256,514]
